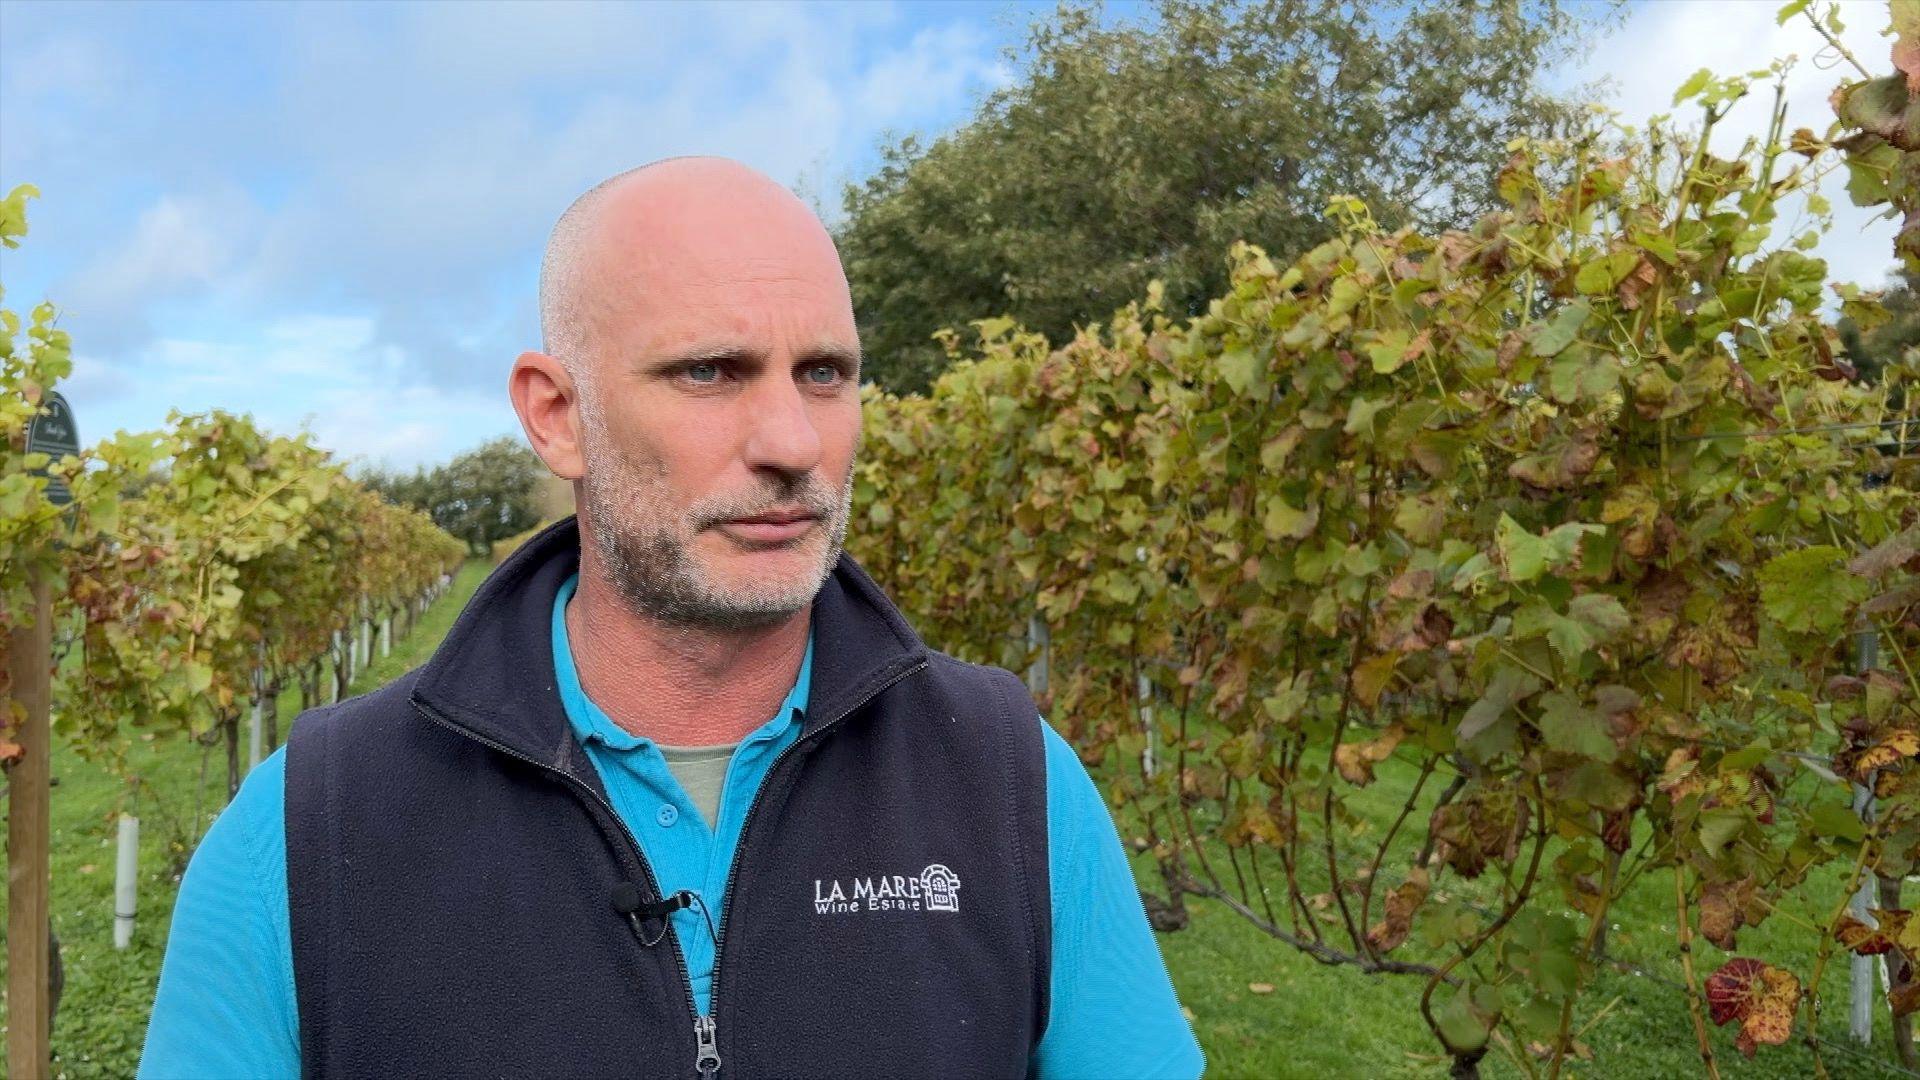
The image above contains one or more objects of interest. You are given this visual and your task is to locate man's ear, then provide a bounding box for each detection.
[508,351,586,481]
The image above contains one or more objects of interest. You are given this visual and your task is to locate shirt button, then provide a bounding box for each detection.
[656,804,679,828]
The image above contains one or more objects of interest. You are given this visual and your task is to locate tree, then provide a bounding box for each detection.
[836,0,1621,392]
[1841,267,1920,386]
[360,464,436,513]
[362,437,545,556]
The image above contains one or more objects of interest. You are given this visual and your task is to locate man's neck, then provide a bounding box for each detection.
[564,559,811,747]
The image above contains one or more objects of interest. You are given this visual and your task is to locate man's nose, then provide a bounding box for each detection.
[742,372,822,478]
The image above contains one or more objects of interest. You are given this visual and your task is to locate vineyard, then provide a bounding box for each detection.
[0,184,466,1073]
[843,2,1920,1076]
[8,0,1920,1077]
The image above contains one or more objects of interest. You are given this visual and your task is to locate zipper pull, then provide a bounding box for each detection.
[694,1015,721,1078]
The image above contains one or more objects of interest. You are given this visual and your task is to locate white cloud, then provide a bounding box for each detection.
[0,1,1039,465]
[299,383,522,475]
[0,31,126,169]
[855,22,1003,128]
[57,188,262,349]
[62,310,520,471]
[1572,0,1902,290]
[263,314,376,352]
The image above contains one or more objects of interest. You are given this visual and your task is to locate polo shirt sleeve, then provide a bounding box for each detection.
[1032,717,1205,1079]
[139,745,300,1079]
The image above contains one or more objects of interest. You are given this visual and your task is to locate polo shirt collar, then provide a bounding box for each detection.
[549,570,814,753]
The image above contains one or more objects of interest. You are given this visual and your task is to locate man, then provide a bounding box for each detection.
[139,156,1203,1078]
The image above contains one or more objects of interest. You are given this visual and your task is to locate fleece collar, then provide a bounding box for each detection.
[409,515,930,782]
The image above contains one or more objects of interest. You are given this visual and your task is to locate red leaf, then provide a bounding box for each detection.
[1705,958,1801,1057]
[1706,958,1767,1026]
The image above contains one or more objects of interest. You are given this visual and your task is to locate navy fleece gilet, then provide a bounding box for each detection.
[284,517,1051,1078]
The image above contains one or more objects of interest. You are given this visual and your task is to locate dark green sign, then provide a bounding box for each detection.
[25,390,78,506]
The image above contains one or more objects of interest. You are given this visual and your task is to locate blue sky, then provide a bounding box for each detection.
[0,0,1901,474]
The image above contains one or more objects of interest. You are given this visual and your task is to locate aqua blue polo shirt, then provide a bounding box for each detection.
[139,573,1204,1078]
[549,571,811,1016]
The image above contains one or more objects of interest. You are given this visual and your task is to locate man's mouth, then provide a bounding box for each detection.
[726,510,817,526]
[715,510,820,544]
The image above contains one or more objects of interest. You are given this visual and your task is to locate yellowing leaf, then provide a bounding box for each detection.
[1219,347,1262,397]
[1855,729,1920,777]
[1351,652,1400,709]
[1262,496,1318,540]
[1366,329,1412,373]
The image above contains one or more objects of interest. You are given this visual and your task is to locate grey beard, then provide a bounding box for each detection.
[580,458,853,633]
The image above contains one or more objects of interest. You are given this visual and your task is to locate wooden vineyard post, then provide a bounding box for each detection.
[7,568,53,1078]
[7,391,78,1073]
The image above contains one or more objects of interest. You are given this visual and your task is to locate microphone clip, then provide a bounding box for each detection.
[612,883,695,948]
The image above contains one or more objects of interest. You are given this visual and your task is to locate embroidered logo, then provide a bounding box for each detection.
[813,864,962,915]
[920,863,960,912]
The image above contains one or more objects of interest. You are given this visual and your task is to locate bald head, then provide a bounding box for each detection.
[538,156,848,388]
[511,156,863,636]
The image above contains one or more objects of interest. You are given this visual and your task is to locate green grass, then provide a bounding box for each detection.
[1128,758,1914,1079]
[0,559,491,1079]
[4,558,1915,1077]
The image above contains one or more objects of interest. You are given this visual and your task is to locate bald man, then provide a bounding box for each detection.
[138,157,1204,1079]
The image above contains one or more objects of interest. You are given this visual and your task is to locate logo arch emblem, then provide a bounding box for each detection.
[919,863,961,913]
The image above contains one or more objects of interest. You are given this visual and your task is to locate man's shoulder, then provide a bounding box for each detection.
[285,666,431,753]
[918,648,1040,711]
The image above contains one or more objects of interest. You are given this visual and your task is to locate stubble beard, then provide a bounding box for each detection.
[575,387,854,632]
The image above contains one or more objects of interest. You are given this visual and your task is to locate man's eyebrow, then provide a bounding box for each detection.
[646,342,862,370]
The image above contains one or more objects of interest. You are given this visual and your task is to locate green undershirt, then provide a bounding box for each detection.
[654,740,740,830]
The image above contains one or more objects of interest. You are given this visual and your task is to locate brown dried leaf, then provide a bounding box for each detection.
[1835,910,1907,956]
[1849,528,1920,579]
[1700,876,1755,951]
[1334,724,1404,786]
[1616,257,1658,310]
[1365,868,1430,953]
[1893,980,1920,1018]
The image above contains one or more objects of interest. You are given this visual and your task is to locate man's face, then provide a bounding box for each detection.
[571,184,862,632]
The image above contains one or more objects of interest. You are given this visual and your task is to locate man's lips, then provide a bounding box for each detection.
[715,513,819,543]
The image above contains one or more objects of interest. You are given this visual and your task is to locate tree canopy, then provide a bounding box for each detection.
[836,0,1622,393]
[362,436,545,556]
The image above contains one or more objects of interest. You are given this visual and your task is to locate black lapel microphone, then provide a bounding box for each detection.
[611,882,691,947]
[610,882,717,948]
[611,882,692,920]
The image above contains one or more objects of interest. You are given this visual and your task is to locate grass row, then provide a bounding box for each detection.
[1120,764,1912,1078]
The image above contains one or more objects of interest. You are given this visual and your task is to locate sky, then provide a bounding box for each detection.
[0,0,1905,475]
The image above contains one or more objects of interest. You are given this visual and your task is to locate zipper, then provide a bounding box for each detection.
[410,698,706,1059]
[694,1015,720,1078]
[702,657,930,1073]
[415,653,928,1078]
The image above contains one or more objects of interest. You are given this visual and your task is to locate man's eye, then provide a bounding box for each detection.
[806,364,841,385]
[686,362,721,383]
